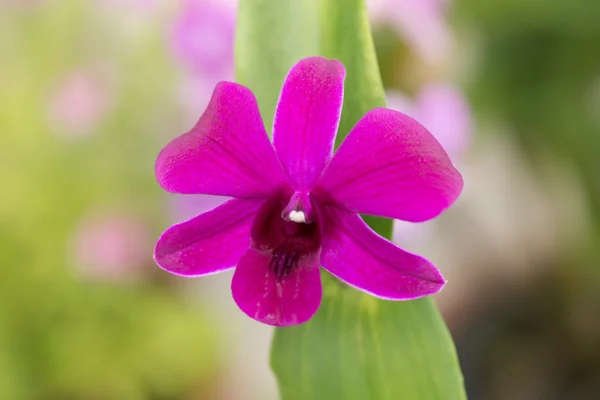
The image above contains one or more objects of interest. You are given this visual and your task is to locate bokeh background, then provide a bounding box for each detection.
[1,0,599,399]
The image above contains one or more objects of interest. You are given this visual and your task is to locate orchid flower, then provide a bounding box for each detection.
[154,57,463,326]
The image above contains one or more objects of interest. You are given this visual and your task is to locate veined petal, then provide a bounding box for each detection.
[231,248,322,326]
[154,198,262,277]
[320,208,445,300]
[156,82,288,198]
[316,108,463,222]
[273,57,346,189]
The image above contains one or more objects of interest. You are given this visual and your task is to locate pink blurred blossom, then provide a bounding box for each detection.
[169,0,236,79]
[69,210,152,283]
[47,68,114,139]
[368,0,454,64]
[386,83,471,162]
[414,84,471,158]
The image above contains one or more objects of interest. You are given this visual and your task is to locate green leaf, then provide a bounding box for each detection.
[272,274,465,399]
[236,0,318,130]
[236,0,466,399]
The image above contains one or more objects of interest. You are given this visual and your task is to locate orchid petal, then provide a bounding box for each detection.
[273,57,346,189]
[321,208,445,300]
[316,108,463,222]
[231,248,322,326]
[154,198,262,277]
[156,82,288,198]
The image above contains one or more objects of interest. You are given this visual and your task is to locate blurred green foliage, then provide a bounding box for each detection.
[455,0,600,222]
[449,1,600,398]
[0,2,221,399]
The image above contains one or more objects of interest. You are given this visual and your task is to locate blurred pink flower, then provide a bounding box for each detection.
[47,68,113,139]
[387,83,471,162]
[368,0,454,63]
[69,210,151,283]
[414,84,472,158]
[169,0,236,79]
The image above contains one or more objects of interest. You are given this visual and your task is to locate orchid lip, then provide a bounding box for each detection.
[250,189,322,282]
[270,245,302,281]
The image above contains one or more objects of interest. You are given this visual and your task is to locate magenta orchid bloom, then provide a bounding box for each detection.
[154,57,463,326]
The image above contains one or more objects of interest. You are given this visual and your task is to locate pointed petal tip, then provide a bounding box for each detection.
[327,267,446,301]
[154,199,260,277]
[411,272,447,299]
[153,228,212,278]
[378,257,447,300]
[153,234,194,278]
[320,210,448,301]
[154,146,174,193]
[153,229,213,278]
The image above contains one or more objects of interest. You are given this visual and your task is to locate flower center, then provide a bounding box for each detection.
[269,239,303,280]
[251,190,321,280]
[288,210,306,223]
[281,191,314,224]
